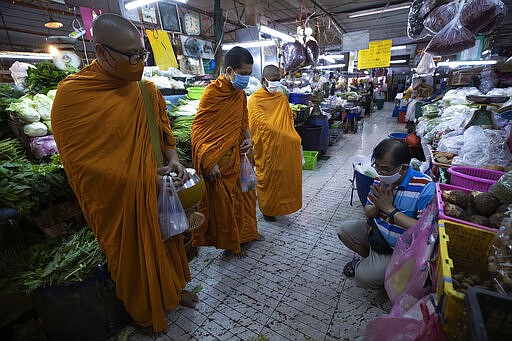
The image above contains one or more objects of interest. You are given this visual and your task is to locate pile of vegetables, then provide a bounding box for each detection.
[452,271,493,294]
[0,84,24,138]
[166,96,200,164]
[13,227,106,293]
[442,189,509,229]
[23,60,77,95]
[290,103,307,112]
[0,149,70,215]
[7,89,55,138]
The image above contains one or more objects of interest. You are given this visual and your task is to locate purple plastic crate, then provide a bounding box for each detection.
[448,166,504,192]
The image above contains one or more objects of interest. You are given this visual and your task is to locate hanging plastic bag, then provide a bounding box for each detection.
[240,153,257,192]
[304,27,319,67]
[158,175,189,240]
[460,0,507,34]
[425,0,476,56]
[385,204,437,304]
[282,41,306,71]
[408,0,428,39]
[416,53,436,75]
[423,2,458,34]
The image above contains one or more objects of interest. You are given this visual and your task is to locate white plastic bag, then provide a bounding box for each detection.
[240,153,257,192]
[158,175,189,240]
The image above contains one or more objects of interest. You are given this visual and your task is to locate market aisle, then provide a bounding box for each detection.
[138,103,404,341]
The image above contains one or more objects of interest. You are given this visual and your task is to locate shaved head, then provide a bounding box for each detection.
[92,13,141,48]
[262,65,280,81]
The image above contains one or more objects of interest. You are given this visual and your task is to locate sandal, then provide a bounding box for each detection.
[343,257,360,277]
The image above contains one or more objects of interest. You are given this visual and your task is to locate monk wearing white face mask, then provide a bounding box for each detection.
[337,138,435,289]
[247,65,302,222]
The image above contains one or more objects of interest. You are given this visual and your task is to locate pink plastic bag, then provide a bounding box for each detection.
[385,203,437,303]
[367,295,445,341]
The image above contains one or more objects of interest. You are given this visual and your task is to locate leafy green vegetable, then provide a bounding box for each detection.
[23,61,78,95]
[171,115,195,165]
[13,227,106,293]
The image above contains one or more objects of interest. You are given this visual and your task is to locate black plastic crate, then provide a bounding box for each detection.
[465,287,512,341]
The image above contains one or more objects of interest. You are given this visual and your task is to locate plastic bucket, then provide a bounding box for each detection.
[187,87,205,100]
[296,125,323,152]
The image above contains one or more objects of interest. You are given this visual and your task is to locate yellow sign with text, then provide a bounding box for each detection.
[357,40,392,69]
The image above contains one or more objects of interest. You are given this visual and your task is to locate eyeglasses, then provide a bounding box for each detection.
[103,44,150,65]
[372,163,402,175]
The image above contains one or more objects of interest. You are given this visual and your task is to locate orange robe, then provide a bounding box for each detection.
[248,88,302,216]
[51,61,190,333]
[191,75,258,253]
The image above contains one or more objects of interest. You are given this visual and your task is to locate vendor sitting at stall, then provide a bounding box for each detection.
[337,138,435,289]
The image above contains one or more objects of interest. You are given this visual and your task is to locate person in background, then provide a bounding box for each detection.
[51,14,195,334]
[364,79,374,116]
[337,139,435,289]
[191,46,263,258]
[247,65,302,222]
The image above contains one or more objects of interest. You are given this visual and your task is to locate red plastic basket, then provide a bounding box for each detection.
[447,166,504,192]
[436,183,497,233]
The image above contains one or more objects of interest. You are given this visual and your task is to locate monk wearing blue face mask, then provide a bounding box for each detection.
[191,47,264,258]
[337,138,435,289]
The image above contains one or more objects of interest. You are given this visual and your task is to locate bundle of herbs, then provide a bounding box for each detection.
[0,153,71,214]
[170,115,195,165]
[13,227,106,293]
[23,61,78,95]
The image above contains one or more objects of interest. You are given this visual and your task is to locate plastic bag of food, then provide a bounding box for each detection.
[416,53,437,75]
[240,153,257,192]
[282,41,306,71]
[305,39,319,67]
[454,126,512,167]
[490,171,512,204]
[158,175,189,240]
[420,0,451,19]
[460,0,507,34]
[425,0,476,56]
[408,0,427,39]
[423,2,458,34]
[29,135,58,159]
[488,217,512,295]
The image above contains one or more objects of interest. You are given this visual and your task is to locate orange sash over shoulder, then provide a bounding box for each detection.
[51,61,190,333]
[191,75,257,253]
[248,88,302,216]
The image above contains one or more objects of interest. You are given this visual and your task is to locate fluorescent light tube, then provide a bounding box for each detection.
[316,64,346,69]
[0,52,54,60]
[222,40,275,50]
[259,25,295,42]
[389,60,407,64]
[348,4,411,18]
[482,49,491,55]
[437,60,497,67]
[320,55,336,63]
[391,45,407,51]
[323,54,345,59]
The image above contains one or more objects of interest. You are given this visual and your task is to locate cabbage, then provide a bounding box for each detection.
[42,120,52,134]
[23,122,48,137]
[29,135,58,159]
[46,89,57,100]
[32,94,53,120]
[8,97,41,122]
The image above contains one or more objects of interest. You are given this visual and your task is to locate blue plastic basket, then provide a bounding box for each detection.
[388,132,408,141]
[289,93,310,105]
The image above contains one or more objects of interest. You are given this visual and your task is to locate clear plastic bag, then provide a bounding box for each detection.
[490,171,512,204]
[282,41,306,71]
[415,53,437,75]
[461,0,507,33]
[408,0,428,39]
[423,2,458,34]
[425,0,476,56]
[488,218,512,295]
[240,153,257,192]
[158,175,189,240]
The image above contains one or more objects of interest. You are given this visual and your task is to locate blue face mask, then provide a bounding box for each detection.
[231,72,250,90]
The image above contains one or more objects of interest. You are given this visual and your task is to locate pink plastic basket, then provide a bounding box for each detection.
[447,166,504,192]
[436,183,497,233]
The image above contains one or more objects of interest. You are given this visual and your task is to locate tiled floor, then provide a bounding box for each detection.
[127,103,405,341]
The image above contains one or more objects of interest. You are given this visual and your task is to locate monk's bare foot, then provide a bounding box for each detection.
[234,247,248,259]
[141,325,167,337]
[180,289,199,308]
[255,233,265,241]
[263,215,276,222]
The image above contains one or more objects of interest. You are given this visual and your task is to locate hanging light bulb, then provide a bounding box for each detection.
[45,14,63,29]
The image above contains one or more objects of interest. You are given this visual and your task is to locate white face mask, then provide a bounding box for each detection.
[265,79,282,93]
[378,166,403,184]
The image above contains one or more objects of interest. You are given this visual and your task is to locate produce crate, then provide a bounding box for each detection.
[302,150,318,170]
[465,287,512,341]
[436,183,497,233]
[448,166,504,192]
[437,220,496,340]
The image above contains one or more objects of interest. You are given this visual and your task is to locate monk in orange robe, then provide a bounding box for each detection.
[51,14,195,334]
[191,47,262,257]
[248,65,302,221]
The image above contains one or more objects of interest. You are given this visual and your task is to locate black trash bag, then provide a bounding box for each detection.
[424,2,458,34]
[305,39,319,67]
[460,0,507,33]
[408,0,427,39]
[282,41,307,71]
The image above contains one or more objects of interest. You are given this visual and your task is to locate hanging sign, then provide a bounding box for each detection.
[342,31,369,52]
[357,40,392,69]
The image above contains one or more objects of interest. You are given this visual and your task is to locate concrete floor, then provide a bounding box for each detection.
[127,102,406,341]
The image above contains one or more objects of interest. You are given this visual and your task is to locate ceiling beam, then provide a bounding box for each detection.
[309,0,346,34]
[0,0,77,17]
